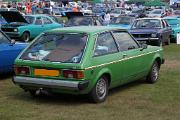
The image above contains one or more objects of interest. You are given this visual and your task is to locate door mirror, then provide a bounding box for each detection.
[10,39,16,46]
[140,44,147,51]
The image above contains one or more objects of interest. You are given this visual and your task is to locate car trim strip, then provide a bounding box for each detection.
[84,49,162,70]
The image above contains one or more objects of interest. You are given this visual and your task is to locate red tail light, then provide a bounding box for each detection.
[14,66,30,75]
[63,70,84,79]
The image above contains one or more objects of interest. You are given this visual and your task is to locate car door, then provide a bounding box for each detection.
[161,20,171,43]
[91,32,123,87]
[31,17,44,38]
[111,31,149,83]
[0,32,21,72]
[42,16,56,31]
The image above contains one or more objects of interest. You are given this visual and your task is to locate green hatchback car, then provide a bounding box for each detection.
[13,26,164,103]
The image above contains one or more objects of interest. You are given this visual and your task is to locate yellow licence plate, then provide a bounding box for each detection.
[34,69,60,77]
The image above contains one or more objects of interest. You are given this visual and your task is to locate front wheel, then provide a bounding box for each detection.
[21,32,30,42]
[89,76,109,103]
[146,61,159,83]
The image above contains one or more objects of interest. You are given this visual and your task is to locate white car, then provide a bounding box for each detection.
[147,9,166,18]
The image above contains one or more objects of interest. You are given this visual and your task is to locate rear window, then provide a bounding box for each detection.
[20,33,88,63]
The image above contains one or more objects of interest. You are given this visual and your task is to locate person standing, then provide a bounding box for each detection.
[104,11,111,25]
[32,3,37,15]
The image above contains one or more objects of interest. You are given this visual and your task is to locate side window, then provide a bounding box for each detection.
[35,17,42,25]
[43,17,53,24]
[94,32,118,56]
[112,31,139,51]
[0,32,9,44]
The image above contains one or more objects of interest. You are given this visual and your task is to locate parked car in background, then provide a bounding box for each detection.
[12,26,164,103]
[164,17,180,42]
[65,12,103,27]
[0,30,27,73]
[172,10,180,16]
[130,18,172,46]
[147,9,166,18]
[128,8,146,18]
[0,11,63,42]
[110,7,125,18]
[108,16,135,29]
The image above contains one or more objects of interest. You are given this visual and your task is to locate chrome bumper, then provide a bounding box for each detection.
[13,76,89,90]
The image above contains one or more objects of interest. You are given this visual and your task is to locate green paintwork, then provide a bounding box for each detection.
[14,26,164,95]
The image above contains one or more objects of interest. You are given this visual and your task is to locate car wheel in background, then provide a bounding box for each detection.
[89,76,109,103]
[146,61,160,83]
[21,32,30,42]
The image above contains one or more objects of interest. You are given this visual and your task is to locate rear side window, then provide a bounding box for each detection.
[112,31,139,51]
[35,17,42,25]
[43,17,53,24]
[94,32,118,56]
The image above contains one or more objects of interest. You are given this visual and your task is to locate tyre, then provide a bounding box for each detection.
[21,32,30,42]
[89,76,109,103]
[146,61,159,83]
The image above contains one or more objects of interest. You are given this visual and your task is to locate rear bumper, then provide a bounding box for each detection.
[13,76,89,91]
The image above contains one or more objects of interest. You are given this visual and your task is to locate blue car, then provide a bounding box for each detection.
[0,31,27,73]
[108,16,135,30]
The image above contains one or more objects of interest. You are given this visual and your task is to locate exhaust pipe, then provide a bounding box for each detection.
[35,88,49,95]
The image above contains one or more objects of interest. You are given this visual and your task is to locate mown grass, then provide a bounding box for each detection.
[0,44,180,120]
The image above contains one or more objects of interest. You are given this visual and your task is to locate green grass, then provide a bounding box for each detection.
[0,44,180,120]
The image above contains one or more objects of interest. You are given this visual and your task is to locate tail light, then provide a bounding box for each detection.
[63,70,84,79]
[14,66,30,75]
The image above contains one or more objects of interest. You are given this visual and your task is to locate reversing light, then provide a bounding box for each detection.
[63,70,84,79]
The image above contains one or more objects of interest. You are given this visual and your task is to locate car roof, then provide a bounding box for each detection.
[136,18,163,20]
[47,26,127,34]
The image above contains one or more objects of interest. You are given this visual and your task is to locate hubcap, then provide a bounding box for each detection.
[152,64,158,81]
[24,34,29,42]
[96,78,107,100]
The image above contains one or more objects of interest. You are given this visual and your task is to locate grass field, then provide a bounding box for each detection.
[0,44,180,120]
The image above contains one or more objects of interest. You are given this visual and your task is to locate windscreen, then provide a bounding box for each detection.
[20,33,88,63]
[132,19,161,29]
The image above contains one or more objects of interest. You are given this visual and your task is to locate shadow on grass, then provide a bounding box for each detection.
[11,79,146,105]
[0,72,13,80]
[109,79,146,96]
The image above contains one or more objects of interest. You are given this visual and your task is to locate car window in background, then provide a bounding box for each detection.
[20,33,87,63]
[0,32,9,44]
[132,19,161,28]
[110,17,134,25]
[112,31,139,51]
[66,17,92,26]
[35,17,42,25]
[94,32,118,56]
[24,16,35,24]
[42,17,52,24]
[151,10,162,14]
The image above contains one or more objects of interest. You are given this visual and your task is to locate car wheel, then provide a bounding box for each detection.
[21,32,30,42]
[89,76,109,103]
[146,61,159,83]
